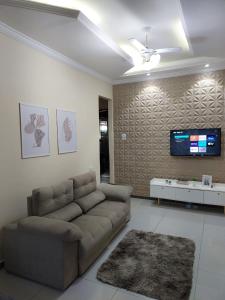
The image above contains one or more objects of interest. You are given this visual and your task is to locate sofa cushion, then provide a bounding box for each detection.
[70,171,96,200]
[87,200,129,227]
[72,214,112,273]
[45,202,82,221]
[98,183,133,203]
[31,180,73,216]
[18,216,83,242]
[76,190,105,213]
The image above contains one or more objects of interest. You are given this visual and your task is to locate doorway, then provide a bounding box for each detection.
[99,97,110,183]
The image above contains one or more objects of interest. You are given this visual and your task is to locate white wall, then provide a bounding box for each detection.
[0,32,112,258]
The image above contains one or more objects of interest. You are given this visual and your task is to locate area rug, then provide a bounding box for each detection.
[97,230,195,300]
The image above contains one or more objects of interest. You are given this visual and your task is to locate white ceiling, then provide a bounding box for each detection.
[0,0,225,83]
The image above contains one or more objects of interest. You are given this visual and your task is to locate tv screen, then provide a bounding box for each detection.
[170,128,221,156]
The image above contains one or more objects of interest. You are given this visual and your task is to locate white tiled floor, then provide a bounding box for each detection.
[1,198,225,300]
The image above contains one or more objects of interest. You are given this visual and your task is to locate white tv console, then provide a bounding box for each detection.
[150,178,225,214]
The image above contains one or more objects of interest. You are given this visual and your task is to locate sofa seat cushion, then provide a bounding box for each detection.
[45,202,82,222]
[87,200,129,228]
[76,190,105,213]
[71,215,112,273]
[31,181,73,216]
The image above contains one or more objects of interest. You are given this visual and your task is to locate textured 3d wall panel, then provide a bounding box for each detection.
[113,71,225,196]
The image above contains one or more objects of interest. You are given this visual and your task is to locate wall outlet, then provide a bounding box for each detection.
[121,133,127,141]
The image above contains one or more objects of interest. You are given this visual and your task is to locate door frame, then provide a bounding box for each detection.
[99,96,114,183]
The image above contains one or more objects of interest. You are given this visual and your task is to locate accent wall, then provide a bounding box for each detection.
[113,71,225,196]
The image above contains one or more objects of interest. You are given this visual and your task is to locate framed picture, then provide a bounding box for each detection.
[56,109,77,154]
[202,175,212,186]
[19,103,50,158]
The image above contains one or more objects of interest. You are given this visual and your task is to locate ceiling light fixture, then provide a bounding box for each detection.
[146,73,151,76]
[204,64,210,68]
[123,27,181,75]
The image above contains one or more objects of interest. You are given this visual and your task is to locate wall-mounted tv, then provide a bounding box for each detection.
[170,128,221,157]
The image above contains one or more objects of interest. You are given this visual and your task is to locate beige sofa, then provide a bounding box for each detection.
[3,171,132,290]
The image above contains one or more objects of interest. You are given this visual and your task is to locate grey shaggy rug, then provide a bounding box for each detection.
[97,230,195,300]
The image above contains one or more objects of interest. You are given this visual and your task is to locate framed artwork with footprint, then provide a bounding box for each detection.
[56,109,77,154]
[19,103,50,158]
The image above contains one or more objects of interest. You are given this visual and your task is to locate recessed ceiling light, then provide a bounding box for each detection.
[204,64,210,68]
[146,73,151,76]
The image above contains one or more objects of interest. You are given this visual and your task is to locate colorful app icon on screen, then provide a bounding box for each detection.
[198,140,207,147]
[199,135,207,141]
[190,135,199,141]
[191,141,198,147]
[199,147,206,153]
[190,147,199,153]
[207,135,216,142]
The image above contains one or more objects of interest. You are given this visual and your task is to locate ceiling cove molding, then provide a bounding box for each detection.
[78,13,132,64]
[0,20,112,84]
[0,0,132,65]
[0,0,80,18]
[177,0,193,55]
[113,63,225,85]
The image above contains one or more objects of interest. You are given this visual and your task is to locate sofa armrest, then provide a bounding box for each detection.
[18,216,83,242]
[3,217,82,289]
[98,183,133,203]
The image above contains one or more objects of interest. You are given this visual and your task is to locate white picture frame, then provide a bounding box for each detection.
[56,109,77,154]
[202,175,212,186]
[19,103,50,158]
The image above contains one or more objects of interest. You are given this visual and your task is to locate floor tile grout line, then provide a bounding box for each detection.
[192,217,205,298]
[84,278,119,300]
[152,213,166,233]
[110,287,119,300]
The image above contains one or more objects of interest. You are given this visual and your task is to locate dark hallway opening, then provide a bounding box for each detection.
[99,97,110,183]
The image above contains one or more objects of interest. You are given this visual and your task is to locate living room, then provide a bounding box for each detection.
[0,0,225,300]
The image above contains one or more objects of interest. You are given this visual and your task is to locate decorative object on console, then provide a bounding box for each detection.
[56,109,77,154]
[19,103,50,158]
[202,175,212,186]
[97,229,195,300]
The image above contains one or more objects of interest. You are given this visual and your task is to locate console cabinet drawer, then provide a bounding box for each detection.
[204,191,225,206]
[150,185,176,200]
[175,188,204,204]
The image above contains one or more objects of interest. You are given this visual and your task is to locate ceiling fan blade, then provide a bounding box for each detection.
[155,47,181,54]
[129,38,147,52]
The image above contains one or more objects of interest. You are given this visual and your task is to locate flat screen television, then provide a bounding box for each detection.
[170,128,221,157]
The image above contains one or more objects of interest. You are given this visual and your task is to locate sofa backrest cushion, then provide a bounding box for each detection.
[45,202,82,222]
[71,171,97,200]
[76,190,105,213]
[31,180,73,216]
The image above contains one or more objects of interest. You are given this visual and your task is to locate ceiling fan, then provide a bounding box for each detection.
[129,27,181,66]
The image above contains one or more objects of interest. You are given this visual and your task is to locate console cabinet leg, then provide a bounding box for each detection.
[157,198,160,206]
[224,206,225,215]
